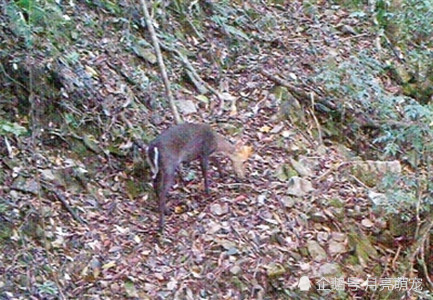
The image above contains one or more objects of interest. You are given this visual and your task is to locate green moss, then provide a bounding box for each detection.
[125,178,144,199]
[230,276,245,290]
[350,165,377,187]
[328,198,344,208]
[343,254,359,265]
[0,224,13,240]
[348,226,378,264]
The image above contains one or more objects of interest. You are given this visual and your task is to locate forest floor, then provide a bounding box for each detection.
[0,0,431,299]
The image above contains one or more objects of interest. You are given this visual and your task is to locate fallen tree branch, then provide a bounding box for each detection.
[259,68,337,111]
[406,216,433,288]
[159,41,226,111]
[44,182,87,225]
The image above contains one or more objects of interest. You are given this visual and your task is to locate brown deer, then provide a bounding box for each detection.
[146,123,251,231]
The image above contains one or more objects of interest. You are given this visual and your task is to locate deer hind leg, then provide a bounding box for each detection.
[200,156,210,194]
[210,156,225,178]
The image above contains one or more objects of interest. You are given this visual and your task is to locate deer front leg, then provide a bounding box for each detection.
[155,168,175,232]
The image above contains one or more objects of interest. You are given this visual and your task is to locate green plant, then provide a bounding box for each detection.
[379,175,424,220]
[6,0,72,48]
[314,48,433,225]
[374,0,433,102]
[315,52,433,157]
[35,281,58,297]
[375,0,433,47]
[84,0,120,14]
[0,119,28,136]
[374,101,433,156]
[211,15,250,41]
[317,52,383,96]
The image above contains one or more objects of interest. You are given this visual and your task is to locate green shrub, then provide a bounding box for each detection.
[6,0,72,48]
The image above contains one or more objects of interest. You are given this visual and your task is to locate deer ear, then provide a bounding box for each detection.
[238,145,253,161]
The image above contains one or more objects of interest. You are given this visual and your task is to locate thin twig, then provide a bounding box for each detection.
[309,92,323,145]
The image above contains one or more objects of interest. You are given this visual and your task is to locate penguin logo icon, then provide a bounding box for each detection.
[298,276,311,291]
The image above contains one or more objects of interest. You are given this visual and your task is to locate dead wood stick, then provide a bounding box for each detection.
[259,68,337,111]
[54,190,86,225]
[44,183,87,225]
[159,42,226,110]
